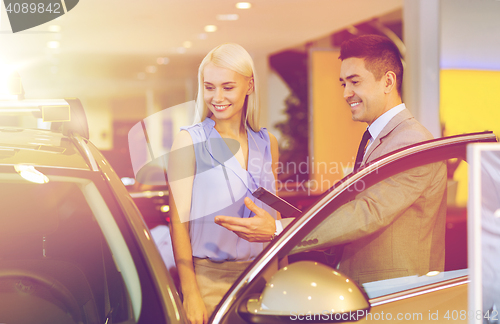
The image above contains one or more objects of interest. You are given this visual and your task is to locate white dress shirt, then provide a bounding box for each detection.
[364,103,406,157]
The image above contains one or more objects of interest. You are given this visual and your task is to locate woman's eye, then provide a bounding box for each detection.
[224,87,234,91]
[205,86,214,90]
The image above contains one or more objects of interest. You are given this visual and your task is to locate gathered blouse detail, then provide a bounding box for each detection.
[180,118,277,261]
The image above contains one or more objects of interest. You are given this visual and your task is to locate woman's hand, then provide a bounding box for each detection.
[183,292,208,324]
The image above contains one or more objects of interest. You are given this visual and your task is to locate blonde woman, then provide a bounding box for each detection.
[168,43,280,324]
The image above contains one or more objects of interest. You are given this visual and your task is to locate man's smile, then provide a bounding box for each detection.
[349,101,362,108]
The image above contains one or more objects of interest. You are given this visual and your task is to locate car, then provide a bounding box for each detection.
[1,91,497,323]
[208,130,498,324]
[0,96,187,324]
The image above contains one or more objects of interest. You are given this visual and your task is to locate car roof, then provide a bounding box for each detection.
[0,127,90,170]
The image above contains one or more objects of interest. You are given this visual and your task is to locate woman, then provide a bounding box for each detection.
[168,43,280,324]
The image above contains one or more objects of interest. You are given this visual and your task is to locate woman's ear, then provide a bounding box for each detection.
[384,71,397,94]
[247,78,254,95]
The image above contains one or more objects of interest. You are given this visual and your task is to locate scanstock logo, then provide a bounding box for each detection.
[3,0,79,33]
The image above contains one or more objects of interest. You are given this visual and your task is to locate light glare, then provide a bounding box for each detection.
[426,271,440,276]
[14,165,49,184]
[47,41,60,49]
[236,2,251,9]
[48,25,61,32]
[204,25,217,32]
[121,177,136,186]
[156,57,170,65]
[216,14,239,21]
[146,65,157,74]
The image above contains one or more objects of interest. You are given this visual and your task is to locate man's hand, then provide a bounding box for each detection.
[215,197,276,242]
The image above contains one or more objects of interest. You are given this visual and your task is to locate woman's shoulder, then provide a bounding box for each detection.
[251,126,269,140]
[266,131,279,161]
[253,127,278,145]
[179,118,213,142]
[266,130,278,146]
[180,121,204,132]
[171,129,193,149]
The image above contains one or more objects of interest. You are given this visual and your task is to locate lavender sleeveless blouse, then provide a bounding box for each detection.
[180,118,277,261]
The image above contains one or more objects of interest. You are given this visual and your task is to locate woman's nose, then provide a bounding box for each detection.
[214,89,224,102]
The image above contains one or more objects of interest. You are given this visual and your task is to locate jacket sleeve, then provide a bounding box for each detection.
[292,161,445,253]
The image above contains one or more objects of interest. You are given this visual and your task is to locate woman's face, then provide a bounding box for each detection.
[203,62,253,124]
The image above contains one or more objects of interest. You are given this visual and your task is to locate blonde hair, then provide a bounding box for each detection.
[196,43,260,132]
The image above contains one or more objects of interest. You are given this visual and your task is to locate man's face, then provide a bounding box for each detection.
[339,57,388,125]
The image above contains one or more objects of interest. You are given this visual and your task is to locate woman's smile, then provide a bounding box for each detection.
[212,103,231,112]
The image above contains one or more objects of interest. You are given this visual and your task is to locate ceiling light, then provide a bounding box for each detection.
[176,47,186,54]
[216,14,239,21]
[47,41,60,49]
[156,57,170,65]
[236,2,251,9]
[198,33,208,40]
[204,25,217,32]
[48,25,61,32]
[183,41,192,48]
[14,165,49,184]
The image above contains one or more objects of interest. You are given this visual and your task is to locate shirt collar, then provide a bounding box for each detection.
[367,103,406,142]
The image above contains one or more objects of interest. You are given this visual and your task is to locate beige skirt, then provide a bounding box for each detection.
[193,258,252,317]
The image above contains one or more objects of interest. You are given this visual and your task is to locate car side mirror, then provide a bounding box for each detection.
[239,261,370,323]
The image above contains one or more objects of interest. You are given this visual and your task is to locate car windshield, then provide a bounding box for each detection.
[0,172,140,324]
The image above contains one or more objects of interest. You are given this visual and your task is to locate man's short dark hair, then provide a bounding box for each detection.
[339,35,403,96]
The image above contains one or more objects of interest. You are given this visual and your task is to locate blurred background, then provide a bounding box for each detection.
[1,0,500,210]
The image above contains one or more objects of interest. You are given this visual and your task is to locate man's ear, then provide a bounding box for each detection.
[384,71,397,94]
[247,78,254,95]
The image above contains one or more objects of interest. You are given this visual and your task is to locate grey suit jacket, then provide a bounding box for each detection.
[305,109,447,284]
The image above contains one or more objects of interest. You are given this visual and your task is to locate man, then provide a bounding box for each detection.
[215,35,447,283]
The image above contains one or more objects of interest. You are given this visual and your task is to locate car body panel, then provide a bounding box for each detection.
[363,280,468,323]
[87,141,188,324]
[0,123,183,323]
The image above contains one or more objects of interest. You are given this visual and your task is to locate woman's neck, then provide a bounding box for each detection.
[211,117,246,139]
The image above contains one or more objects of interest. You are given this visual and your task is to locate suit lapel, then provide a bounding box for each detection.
[363,109,413,163]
